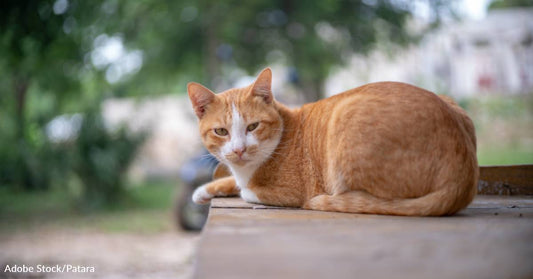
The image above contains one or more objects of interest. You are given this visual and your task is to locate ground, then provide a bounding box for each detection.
[0,182,200,279]
[0,229,199,279]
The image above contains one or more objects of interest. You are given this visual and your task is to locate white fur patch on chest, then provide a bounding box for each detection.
[240,188,260,203]
[232,166,255,189]
[230,164,261,203]
[231,165,261,203]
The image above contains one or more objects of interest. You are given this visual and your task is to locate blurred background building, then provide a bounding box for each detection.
[327,7,533,97]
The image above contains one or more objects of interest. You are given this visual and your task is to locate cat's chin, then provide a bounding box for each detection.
[223,155,265,168]
[228,158,252,167]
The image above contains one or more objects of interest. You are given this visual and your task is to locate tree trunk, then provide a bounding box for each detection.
[201,2,220,89]
[13,74,31,190]
[14,76,28,140]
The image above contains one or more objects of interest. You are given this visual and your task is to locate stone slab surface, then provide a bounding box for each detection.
[194,196,533,279]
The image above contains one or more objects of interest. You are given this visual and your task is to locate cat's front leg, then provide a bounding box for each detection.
[192,176,239,204]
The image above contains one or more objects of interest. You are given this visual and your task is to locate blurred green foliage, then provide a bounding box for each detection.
[108,0,450,100]
[461,95,533,166]
[0,180,175,234]
[0,105,145,211]
[0,0,144,208]
[69,108,146,210]
[489,0,533,9]
[0,0,109,193]
[478,146,533,166]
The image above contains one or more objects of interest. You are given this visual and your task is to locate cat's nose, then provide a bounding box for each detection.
[233,147,247,158]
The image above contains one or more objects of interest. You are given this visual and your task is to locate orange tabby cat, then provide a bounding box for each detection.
[188,68,478,216]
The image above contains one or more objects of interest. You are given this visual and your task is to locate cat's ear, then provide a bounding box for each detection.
[188,82,215,118]
[251,68,273,104]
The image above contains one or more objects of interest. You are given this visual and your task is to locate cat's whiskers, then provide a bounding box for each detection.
[199,153,215,159]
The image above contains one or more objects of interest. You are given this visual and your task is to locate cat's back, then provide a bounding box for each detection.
[317,81,442,109]
[313,81,462,128]
[300,80,474,167]
[300,82,467,140]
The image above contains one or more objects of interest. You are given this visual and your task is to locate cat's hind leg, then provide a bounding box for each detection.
[303,189,457,216]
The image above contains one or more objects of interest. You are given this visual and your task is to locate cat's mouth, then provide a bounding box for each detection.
[230,157,251,166]
[224,153,253,166]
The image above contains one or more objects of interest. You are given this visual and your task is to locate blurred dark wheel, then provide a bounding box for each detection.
[176,182,209,231]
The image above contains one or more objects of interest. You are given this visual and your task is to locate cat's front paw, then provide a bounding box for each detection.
[192,185,213,204]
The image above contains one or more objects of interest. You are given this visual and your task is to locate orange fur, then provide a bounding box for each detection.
[205,177,240,196]
[188,68,478,216]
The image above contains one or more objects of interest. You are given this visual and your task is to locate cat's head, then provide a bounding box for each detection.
[187,68,283,168]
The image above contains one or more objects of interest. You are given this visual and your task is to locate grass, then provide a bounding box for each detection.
[463,94,533,166]
[477,144,533,166]
[0,180,180,234]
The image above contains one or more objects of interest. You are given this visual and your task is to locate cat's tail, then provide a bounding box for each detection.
[305,185,476,216]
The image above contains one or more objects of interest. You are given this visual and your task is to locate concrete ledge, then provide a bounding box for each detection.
[194,195,533,279]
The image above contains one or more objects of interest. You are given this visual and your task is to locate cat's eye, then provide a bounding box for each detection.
[247,122,259,132]
[214,128,228,136]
